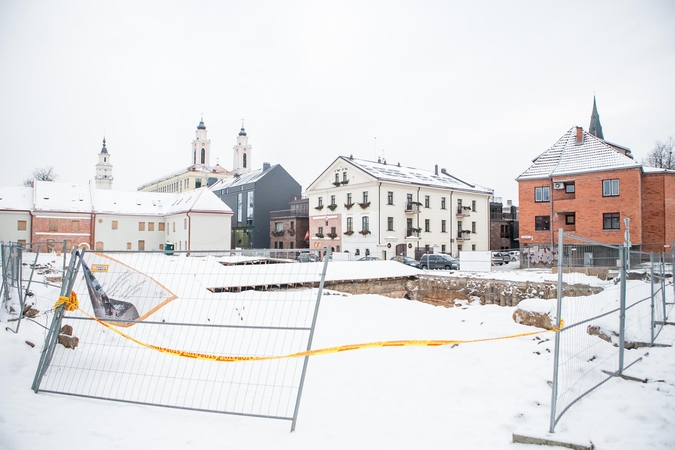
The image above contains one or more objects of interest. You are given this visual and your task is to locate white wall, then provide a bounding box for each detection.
[94,214,166,250]
[187,212,232,251]
[0,211,31,243]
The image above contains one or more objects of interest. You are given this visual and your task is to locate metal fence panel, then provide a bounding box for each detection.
[32,248,329,430]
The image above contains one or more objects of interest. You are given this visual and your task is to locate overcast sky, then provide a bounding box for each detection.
[1,0,673,204]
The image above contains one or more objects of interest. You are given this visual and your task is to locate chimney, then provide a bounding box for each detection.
[435,164,439,175]
[507,200,512,206]
[441,168,447,174]
[263,162,271,171]
[575,127,583,144]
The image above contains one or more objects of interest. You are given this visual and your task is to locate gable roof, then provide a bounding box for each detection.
[310,156,493,195]
[208,164,275,191]
[0,186,33,211]
[516,126,641,180]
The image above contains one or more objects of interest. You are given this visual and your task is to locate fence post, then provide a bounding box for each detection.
[660,252,667,320]
[549,229,564,433]
[618,245,627,373]
[650,253,655,345]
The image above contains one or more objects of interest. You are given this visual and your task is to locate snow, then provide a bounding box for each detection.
[1,254,674,450]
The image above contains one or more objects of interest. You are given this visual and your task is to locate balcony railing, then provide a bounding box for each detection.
[456,206,472,217]
[457,232,471,241]
[405,203,421,213]
[406,229,421,238]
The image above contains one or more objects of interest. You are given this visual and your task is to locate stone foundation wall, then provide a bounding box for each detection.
[324,275,603,308]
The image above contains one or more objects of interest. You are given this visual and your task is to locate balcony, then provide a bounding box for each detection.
[405,202,421,214]
[457,231,471,241]
[406,229,421,238]
[456,206,472,217]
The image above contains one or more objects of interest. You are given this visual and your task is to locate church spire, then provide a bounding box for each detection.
[589,96,604,139]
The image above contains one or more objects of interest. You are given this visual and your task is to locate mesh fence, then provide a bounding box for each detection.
[550,232,674,432]
[32,248,329,430]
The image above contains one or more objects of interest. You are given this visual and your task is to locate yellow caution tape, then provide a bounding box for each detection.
[54,291,79,311]
[66,298,563,363]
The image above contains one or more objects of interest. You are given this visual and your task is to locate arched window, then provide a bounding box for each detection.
[243,153,247,168]
[193,151,196,165]
[201,148,205,164]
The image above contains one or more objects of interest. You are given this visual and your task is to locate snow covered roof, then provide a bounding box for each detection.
[164,187,233,215]
[517,127,641,180]
[332,157,493,194]
[33,180,93,213]
[0,181,232,217]
[137,164,230,190]
[209,165,274,191]
[0,186,33,211]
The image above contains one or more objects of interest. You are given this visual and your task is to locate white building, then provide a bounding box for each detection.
[0,181,233,252]
[306,156,493,260]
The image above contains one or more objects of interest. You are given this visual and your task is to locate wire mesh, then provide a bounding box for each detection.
[550,233,674,432]
[34,248,328,426]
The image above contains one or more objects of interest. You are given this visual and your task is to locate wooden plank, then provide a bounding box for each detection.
[512,433,594,450]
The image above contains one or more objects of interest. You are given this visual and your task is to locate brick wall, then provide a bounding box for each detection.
[518,168,643,247]
[32,216,93,251]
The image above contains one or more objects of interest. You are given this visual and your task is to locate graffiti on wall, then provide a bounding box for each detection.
[525,246,558,265]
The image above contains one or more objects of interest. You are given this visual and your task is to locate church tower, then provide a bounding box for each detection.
[192,116,211,166]
[589,96,604,139]
[232,121,252,173]
[95,137,113,190]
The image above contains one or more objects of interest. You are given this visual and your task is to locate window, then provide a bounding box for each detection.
[603,179,619,197]
[71,220,79,232]
[362,216,369,232]
[290,221,295,230]
[347,193,352,204]
[158,223,165,232]
[566,214,575,225]
[331,226,336,235]
[363,191,369,204]
[237,193,243,225]
[424,219,430,232]
[139,222,145,231]
[387,191,393,205]
[148,222,154,231]
[138,240,145,251]
[471,221,476,233]
[457,220,462,232]
[407,193,413,204]
[424,195,430,208]
[335,173,339,184]
[127,242,132,250]
[318,226,324,235]
[355,248,360,256]
[535,215,550,231]
[274,242,278,249]
[457,199,462,208]
[17,220,26,231]
[472,200,476,212]
[365,248,370,256]
[472,244,476,251]
[441,220,447,233]
[318,197,323,207]
[173,222,176,232]
[49,219,58,232]
[441,245,446,253]
[112,220,118,230]
[330,195,336,206]
[343,172,347,182]
[195,179,202,188]
[278,242,283,249]
[458,245,462,252]
[347,217,353,232]
[603,212,620,229]
[535,187,550,202]
[500,224,509,238]
[387,217,394,231]
[565,183,575,193]
[441,197,446,209]
[275,222,283,232]
[247,192,254,226]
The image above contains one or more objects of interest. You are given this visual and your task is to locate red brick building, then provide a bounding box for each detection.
[517,124,675,262]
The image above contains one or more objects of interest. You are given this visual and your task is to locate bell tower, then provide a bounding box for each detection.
[192,116,211,166]
[232,120,252,173]
[95,137,113,190]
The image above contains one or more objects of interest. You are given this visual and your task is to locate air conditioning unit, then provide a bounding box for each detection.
[553,182,564,190]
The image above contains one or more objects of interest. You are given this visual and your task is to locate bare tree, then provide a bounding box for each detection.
[23,166,58,187]
[642,137,675,170]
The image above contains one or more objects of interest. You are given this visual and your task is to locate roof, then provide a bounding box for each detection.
[317,156,493,194]
[516,126,641,180]
[137,164,230,190]
[209,164,275,191]
[1,181,232,217]
[0,186,33,211]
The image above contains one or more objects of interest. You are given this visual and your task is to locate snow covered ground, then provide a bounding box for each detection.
[1,253,674,450]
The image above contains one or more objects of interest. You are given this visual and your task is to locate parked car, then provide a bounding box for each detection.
[297,253,319,263]
[491,252,506,265]
[357,256,382,261]
[390,255,422,269]
[508,251,520,261]
[419,253,460,270]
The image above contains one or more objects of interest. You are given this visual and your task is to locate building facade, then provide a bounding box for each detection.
[269,194,309,251]
[210,163,302,249]
[306,156,493,260]
[490,197,519,251]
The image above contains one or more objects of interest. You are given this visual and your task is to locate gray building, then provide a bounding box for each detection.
[210,163,301,249]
